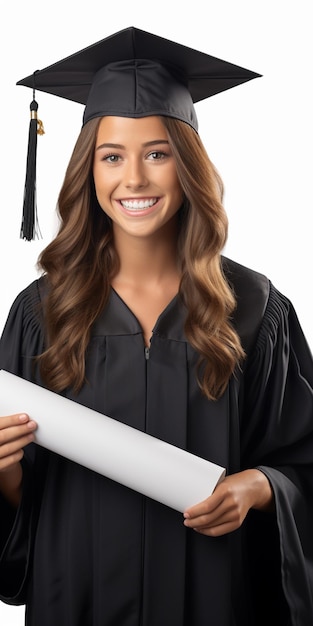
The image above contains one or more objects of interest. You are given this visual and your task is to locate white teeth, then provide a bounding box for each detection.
[121,198,157,210]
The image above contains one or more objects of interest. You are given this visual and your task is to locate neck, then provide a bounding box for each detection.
[112,220,180,286]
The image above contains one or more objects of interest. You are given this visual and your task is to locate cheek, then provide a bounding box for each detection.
[166,165,182,193]
[93,165,102,194]
[93,175,109,214]
[168,171,184,206]
[93,167,114,202]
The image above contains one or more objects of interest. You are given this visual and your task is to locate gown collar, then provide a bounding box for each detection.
[91,287,187,342]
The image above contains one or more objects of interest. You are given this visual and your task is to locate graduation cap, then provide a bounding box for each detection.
[17,26,261,240]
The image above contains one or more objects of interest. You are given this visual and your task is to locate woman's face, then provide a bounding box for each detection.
[93,116,183,240]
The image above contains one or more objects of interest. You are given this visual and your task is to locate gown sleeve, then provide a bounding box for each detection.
[241,282,313,625]
[0,279,44,605]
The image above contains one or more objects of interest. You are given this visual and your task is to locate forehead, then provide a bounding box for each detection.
[96,115,168,143]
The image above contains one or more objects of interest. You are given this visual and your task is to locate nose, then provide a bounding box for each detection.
[124,156,148,190]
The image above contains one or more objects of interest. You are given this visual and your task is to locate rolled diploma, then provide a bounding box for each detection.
[0,370,226,512]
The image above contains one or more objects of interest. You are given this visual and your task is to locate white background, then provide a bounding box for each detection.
[1,0,312,623]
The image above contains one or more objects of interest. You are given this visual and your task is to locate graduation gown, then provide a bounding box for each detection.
[0,257,312,626]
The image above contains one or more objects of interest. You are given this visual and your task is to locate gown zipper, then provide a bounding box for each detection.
[140,341,150,624]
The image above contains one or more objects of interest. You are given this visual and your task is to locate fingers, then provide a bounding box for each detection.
[0,413,32,430]
[183,503,241,536]
[0,414,37,446]
[183,498,235,532]
[183,472,258,537]
[184,491,224,519]
[0,447,25,471]
[0,413,37,472]
[193,521,240,537]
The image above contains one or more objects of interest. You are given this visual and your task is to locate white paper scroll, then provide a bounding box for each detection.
[0,370,226,512]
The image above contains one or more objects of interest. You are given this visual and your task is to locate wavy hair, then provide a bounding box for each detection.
[37,116,245,399]
[163,117,245,398]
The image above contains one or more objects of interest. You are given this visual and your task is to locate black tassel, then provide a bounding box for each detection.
[20,93,44,241]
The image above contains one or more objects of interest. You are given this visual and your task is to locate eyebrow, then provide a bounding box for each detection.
[95,139,170,151]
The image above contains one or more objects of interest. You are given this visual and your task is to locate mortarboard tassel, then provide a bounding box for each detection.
[20,81,44,241]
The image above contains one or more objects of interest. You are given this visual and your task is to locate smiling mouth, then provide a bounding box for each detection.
[120,198,158,210]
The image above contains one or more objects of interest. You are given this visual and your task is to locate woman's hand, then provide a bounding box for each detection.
[0,413,37,472]
[183,469,274,537]
[0,413,37,506]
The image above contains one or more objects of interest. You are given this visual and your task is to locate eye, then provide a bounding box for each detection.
[147,150,167,161]
[102,154,121,163]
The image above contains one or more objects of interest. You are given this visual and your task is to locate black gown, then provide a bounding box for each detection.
[0,257,313,626]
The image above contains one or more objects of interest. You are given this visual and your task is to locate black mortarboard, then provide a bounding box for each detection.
[17,26,261,240]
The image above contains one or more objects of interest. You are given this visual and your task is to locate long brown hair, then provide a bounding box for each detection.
[163,117,245,398]
[37,116,244,399]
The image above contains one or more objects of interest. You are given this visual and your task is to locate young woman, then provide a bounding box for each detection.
[0,27,312,626]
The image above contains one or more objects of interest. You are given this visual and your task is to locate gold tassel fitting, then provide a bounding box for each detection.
[37,119,45,135]
[30,108,45,135]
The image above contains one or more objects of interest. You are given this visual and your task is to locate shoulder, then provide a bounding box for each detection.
[0,276,47,375]
[1,276,47,336]
[222,257,306,360]
[8,276,46,315]
[222,256,270,354]
[222,256,270,308]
